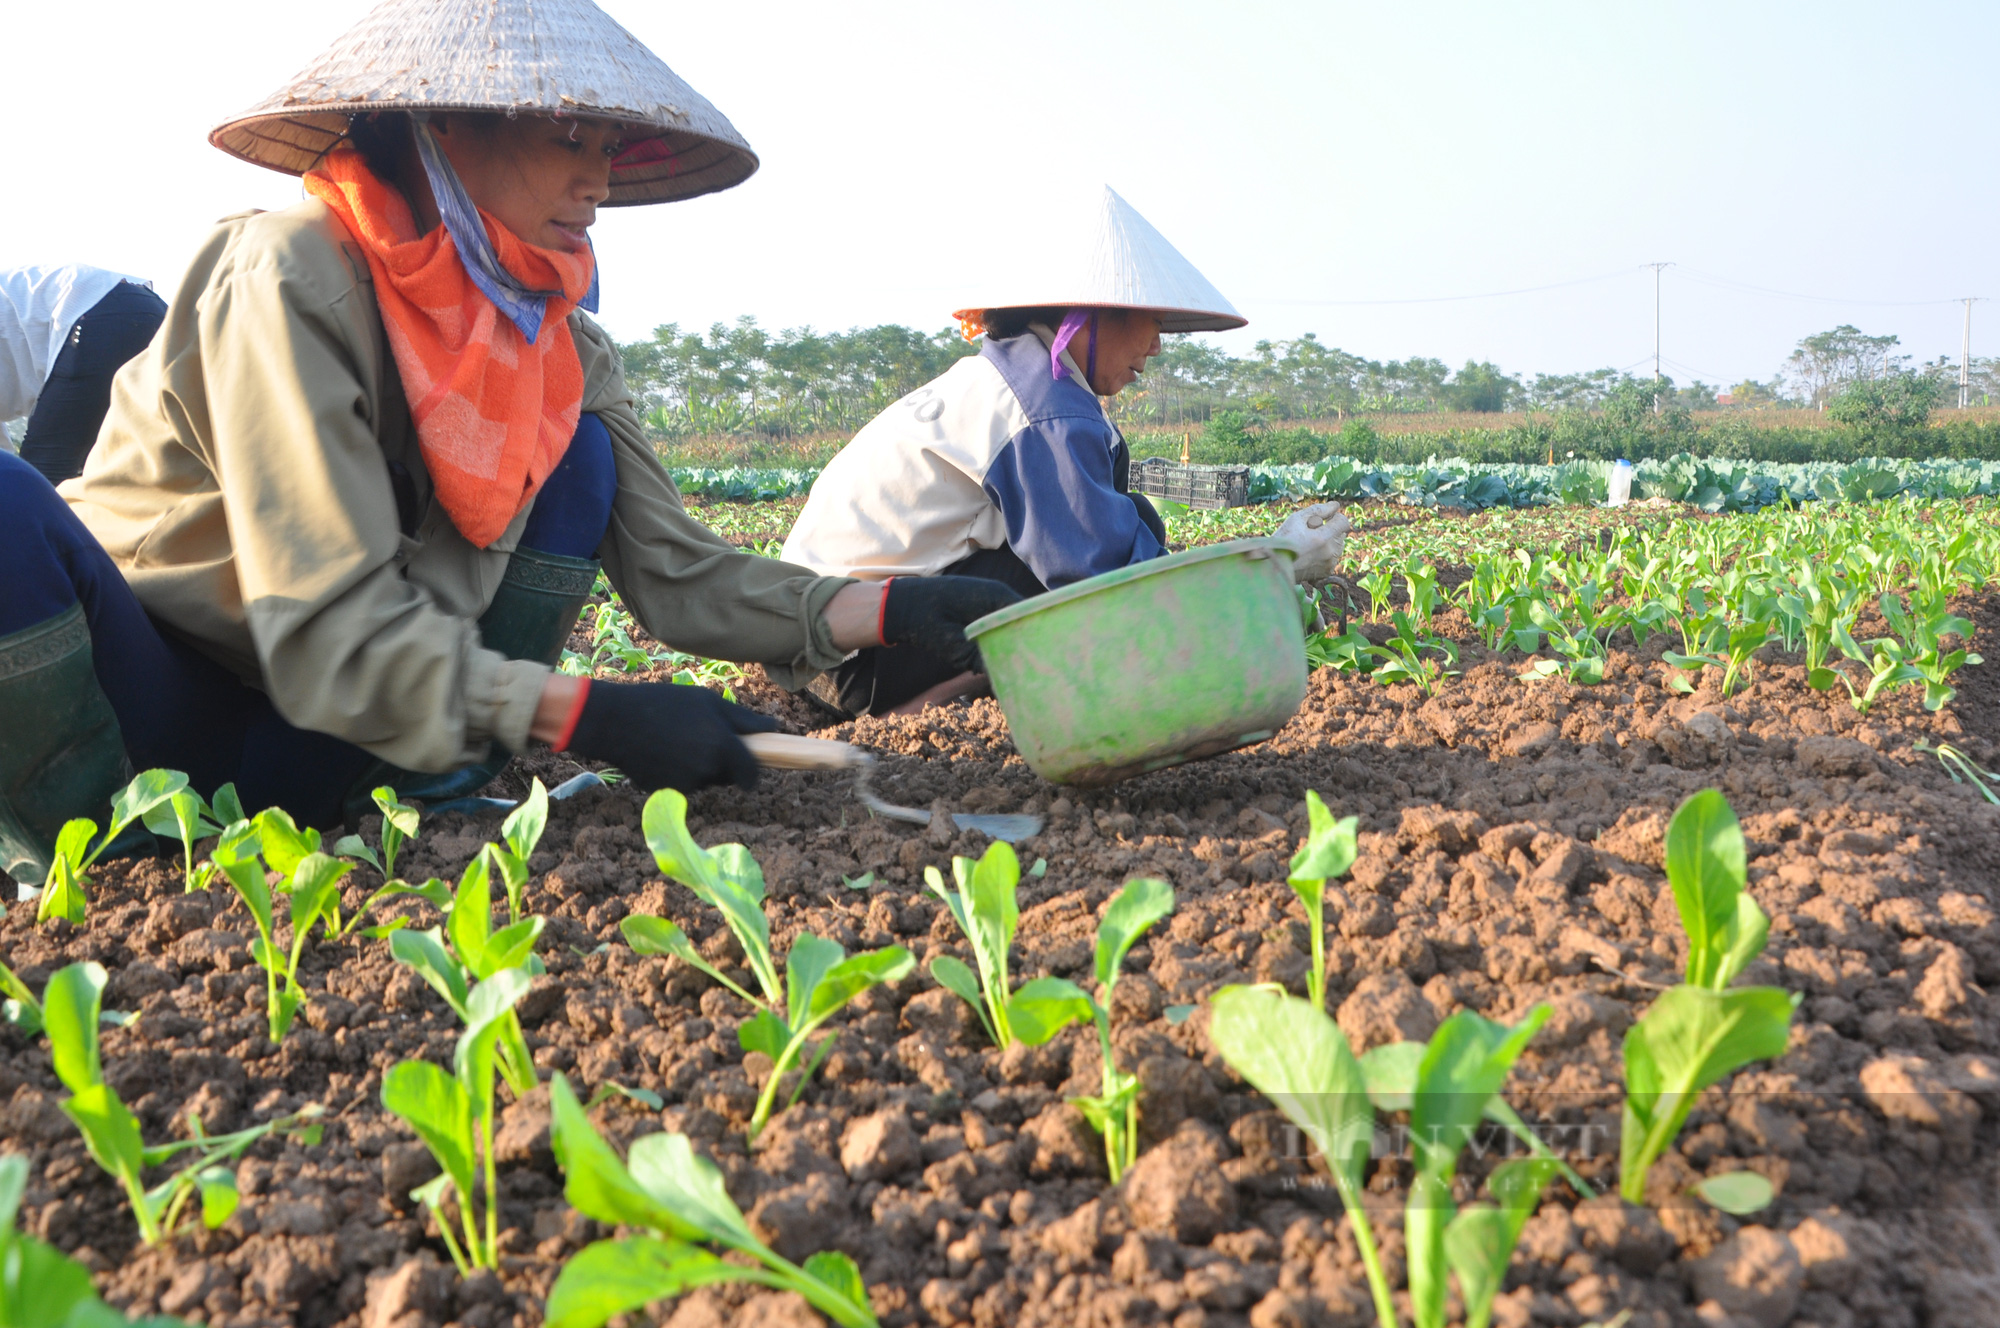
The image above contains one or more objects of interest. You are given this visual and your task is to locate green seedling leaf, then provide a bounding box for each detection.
[484,917,546,975]
[1004,977,1093,1046]
[209,784,246,828]
[620,915,760,1006]
[586,1082,665,1111]
[927,955,995,1043]
[924,844,1022,1048]
[1164,1004,1196,1025]
[800,1250,870,1319]
[1028,857,1048,878]
[2,1229,100,1328]
[98,769,188,866]
[805,947,915,1025]
[43,962,108,1094]
[1665,789,1760,989]
[1208,984,1396,1328]
[197,1166,240,1229]
[549,1074,703,1238]
[626,1129,761,1250]
[252,807,320,881]
[0,1152,29,1234]
[330,834,383,874]
[1287,792,1356,1011]
[1619,984,1797,1205]
[784,934,846,1030]
[36,819,98,924]
[841,872,875,891]
[448,851,495,976]
[1444,1157,1562,1328]
[1095,878,1173,993]
[738,1011,790,1062]
[502,778,549,863]
[381,1061,476,1216]
[455,968,534,1126]
[389,927,471,1019]
[1208,985,1372,1199]
[62,1084,147,1205]
[1409,1006,1551,1328]
[1692,1170,1775,1215]
[0,960,44,1037]
[545,1235,756,1328]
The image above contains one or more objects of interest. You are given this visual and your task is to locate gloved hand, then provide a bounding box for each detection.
[1274,502,1351,584]
[562,681,780,791]
[881,576,1024,674]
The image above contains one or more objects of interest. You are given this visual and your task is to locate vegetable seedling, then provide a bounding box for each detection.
[740,935,913,1144]
[1620,789,1798,1204]
[387,849,542,1096]
[488,779,548,925]
[37,768,187,926]
[1442,1157,1563,1328]
[923,843,1090,1051]
[1286,791,1357,1012]
[1208,984,1396,1328]
[141,785,225,893]
[640,790,783,1006]
[544,1074,880,1328]
[43,962,321,1246]
[329,786,432,935]
[1071,877,1175,1182]
[1401,1008,1551,1328]
[1358,1041,1592,1197]
[380,966,533,1274]
[212,827,347,1043]
[1365,610,1460,696]
[1,1151,197,1328]
[1663,789,1768,992]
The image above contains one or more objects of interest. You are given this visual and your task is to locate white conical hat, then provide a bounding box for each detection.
[210,0,756,206]
[954,186,1246,334]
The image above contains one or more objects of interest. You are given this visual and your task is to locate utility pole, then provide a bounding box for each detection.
[1644,263,1674,415]
[1962,298,1975,410]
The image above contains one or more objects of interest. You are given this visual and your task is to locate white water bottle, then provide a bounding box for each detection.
[1608,459,1633,507]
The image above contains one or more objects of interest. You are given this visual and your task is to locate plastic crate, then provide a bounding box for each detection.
[1133,457,1252,510]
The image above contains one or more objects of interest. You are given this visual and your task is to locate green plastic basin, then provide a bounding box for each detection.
[965,537,1308,786]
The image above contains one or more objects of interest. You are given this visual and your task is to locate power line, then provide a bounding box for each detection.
[1673,267,1970,308]
[1252,268,1634,307]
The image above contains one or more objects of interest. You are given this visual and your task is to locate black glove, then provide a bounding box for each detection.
[881,576,1024,674]
[563,681,780,791]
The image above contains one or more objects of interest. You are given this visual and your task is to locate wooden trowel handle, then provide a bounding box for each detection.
[742,732,862,771]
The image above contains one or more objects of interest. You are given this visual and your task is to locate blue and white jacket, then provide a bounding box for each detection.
[780,329,1166,589]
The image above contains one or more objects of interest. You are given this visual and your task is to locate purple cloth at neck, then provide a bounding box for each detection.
[1051,309,1095,381]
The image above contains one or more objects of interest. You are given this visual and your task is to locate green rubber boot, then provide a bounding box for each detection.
[0,604,135,885]
[341,547,600,824]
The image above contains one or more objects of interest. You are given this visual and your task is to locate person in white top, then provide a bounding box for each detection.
[0,266,167,484]
[782,187,1349,717]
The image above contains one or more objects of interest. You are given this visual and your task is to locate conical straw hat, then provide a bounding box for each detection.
[210,0,756,206]
[954,186,1246,334]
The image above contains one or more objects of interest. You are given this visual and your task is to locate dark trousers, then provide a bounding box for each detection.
[18,282,168,486]
[0,413,617,827]
[833,490,1167,715]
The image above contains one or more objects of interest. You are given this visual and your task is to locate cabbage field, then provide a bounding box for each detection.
[3,488,1997,1328]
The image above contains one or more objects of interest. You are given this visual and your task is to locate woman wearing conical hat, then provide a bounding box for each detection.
[0,0,1017,882]
[782,187,1350,717]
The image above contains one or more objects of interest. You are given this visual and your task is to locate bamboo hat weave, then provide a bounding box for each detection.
[210,0,757,206]
[955,186,1246,334]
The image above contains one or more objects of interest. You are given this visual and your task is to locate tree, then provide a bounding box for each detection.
[1782,325,1904,408]
[1440,360,1523,413]
[1826,368,1944,429]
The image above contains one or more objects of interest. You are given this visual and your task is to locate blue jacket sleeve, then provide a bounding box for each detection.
[982,414,1166,589]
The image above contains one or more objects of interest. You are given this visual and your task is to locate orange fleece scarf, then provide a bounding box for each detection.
[303,148,595,549]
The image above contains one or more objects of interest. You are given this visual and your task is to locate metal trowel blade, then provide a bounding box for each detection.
[948,813,1043,842]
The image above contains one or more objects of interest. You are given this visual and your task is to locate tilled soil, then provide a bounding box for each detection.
[6,598,2000,1328]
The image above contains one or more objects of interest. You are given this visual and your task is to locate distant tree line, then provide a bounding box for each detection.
[616,316,1999,444]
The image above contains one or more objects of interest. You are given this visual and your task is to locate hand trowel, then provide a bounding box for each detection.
[742,733,1042,842]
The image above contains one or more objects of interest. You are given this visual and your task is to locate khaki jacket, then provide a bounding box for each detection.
[65,199,850,773]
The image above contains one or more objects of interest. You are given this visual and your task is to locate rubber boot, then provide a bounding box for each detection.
[0,603,135,885]
[341,547,600,824]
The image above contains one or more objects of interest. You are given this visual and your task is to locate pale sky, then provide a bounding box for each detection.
[8,1,1994,389]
